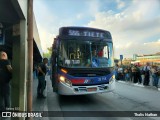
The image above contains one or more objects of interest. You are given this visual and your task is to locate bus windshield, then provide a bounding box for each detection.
[58,39,112,68]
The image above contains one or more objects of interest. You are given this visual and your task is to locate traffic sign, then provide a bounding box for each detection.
[120,55,123,60]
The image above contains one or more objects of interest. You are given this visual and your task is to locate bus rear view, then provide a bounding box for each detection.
[51,27,115,95]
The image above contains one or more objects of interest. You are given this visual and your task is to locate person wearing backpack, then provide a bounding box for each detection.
[0,51,12,112]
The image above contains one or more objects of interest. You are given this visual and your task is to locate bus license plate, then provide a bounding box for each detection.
[87,87,97,92]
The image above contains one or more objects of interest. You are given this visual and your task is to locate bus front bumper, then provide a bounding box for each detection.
[58,79,115,95]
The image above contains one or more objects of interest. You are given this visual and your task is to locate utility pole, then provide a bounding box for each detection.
[27,0,33,120]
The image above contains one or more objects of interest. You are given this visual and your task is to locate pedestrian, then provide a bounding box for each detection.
[114,64,119,80]
[135,65,142,84]
[151,65,159,88]
[33,63,38,79]
[124,66,130,81]
[126,66,132,82]
[117,65,124,80]
[0,51,12,112]
[37,58,48,98]
[142,63,151,86]
[130,64,133,82]
[131,65,138,83]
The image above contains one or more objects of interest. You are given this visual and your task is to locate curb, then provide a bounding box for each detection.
[117,80,160,91]
[133,83,144,87]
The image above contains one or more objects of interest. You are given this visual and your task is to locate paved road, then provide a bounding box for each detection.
[33,76,160,120]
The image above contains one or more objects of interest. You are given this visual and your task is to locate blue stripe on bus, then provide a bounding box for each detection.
[58,70,114,85]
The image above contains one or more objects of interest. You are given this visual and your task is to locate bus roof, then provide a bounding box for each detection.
[58,26,112,40]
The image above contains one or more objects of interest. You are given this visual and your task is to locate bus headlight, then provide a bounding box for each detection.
[59,76,65,82]
[59,76,72,87]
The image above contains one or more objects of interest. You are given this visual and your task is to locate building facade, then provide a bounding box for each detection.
[116,53,160,66]
[134,53,160,66]
[0,1,42,119]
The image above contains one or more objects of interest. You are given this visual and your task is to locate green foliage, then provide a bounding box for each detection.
[43,52,51,58]
[43,47,52,58]
[47,47,52,53]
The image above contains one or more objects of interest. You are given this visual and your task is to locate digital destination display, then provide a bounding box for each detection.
[68,30,105,38]
[59,27,112,39]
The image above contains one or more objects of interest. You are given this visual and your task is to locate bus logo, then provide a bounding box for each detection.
[84,79,90,83]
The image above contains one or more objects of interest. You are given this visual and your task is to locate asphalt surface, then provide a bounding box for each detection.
[32,76,160,120]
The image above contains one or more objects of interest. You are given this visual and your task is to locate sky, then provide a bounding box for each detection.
[33,0,160,59]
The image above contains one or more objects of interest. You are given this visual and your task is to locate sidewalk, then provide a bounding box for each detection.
[116,78,160,91]
[33,75,63,120]
[32,76,49,120]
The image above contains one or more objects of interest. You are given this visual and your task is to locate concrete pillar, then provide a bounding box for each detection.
[11,20,27,120]
[19,20,27,112]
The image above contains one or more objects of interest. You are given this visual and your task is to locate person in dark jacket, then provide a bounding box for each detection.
[131,65,138,83]
[142,63,151,86]
[0,51,12,112]
[114,64,119,80]
[136,65,142,84]
[37,58,48,98]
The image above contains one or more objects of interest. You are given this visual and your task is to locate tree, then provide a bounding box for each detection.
[43,47,52,58]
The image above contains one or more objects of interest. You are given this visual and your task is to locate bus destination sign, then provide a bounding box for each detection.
[68,29,105,38]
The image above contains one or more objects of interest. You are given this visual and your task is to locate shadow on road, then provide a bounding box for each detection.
[58,94,98,106]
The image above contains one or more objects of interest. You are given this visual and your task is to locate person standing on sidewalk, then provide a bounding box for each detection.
[142,63,151,86]
[37,58,48,98]
[151,65,159,88]
[124,66,131,82]
[114,64,119,80]
[135,65,142,84]
[131,65,138,83]
[0,51,12,112]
